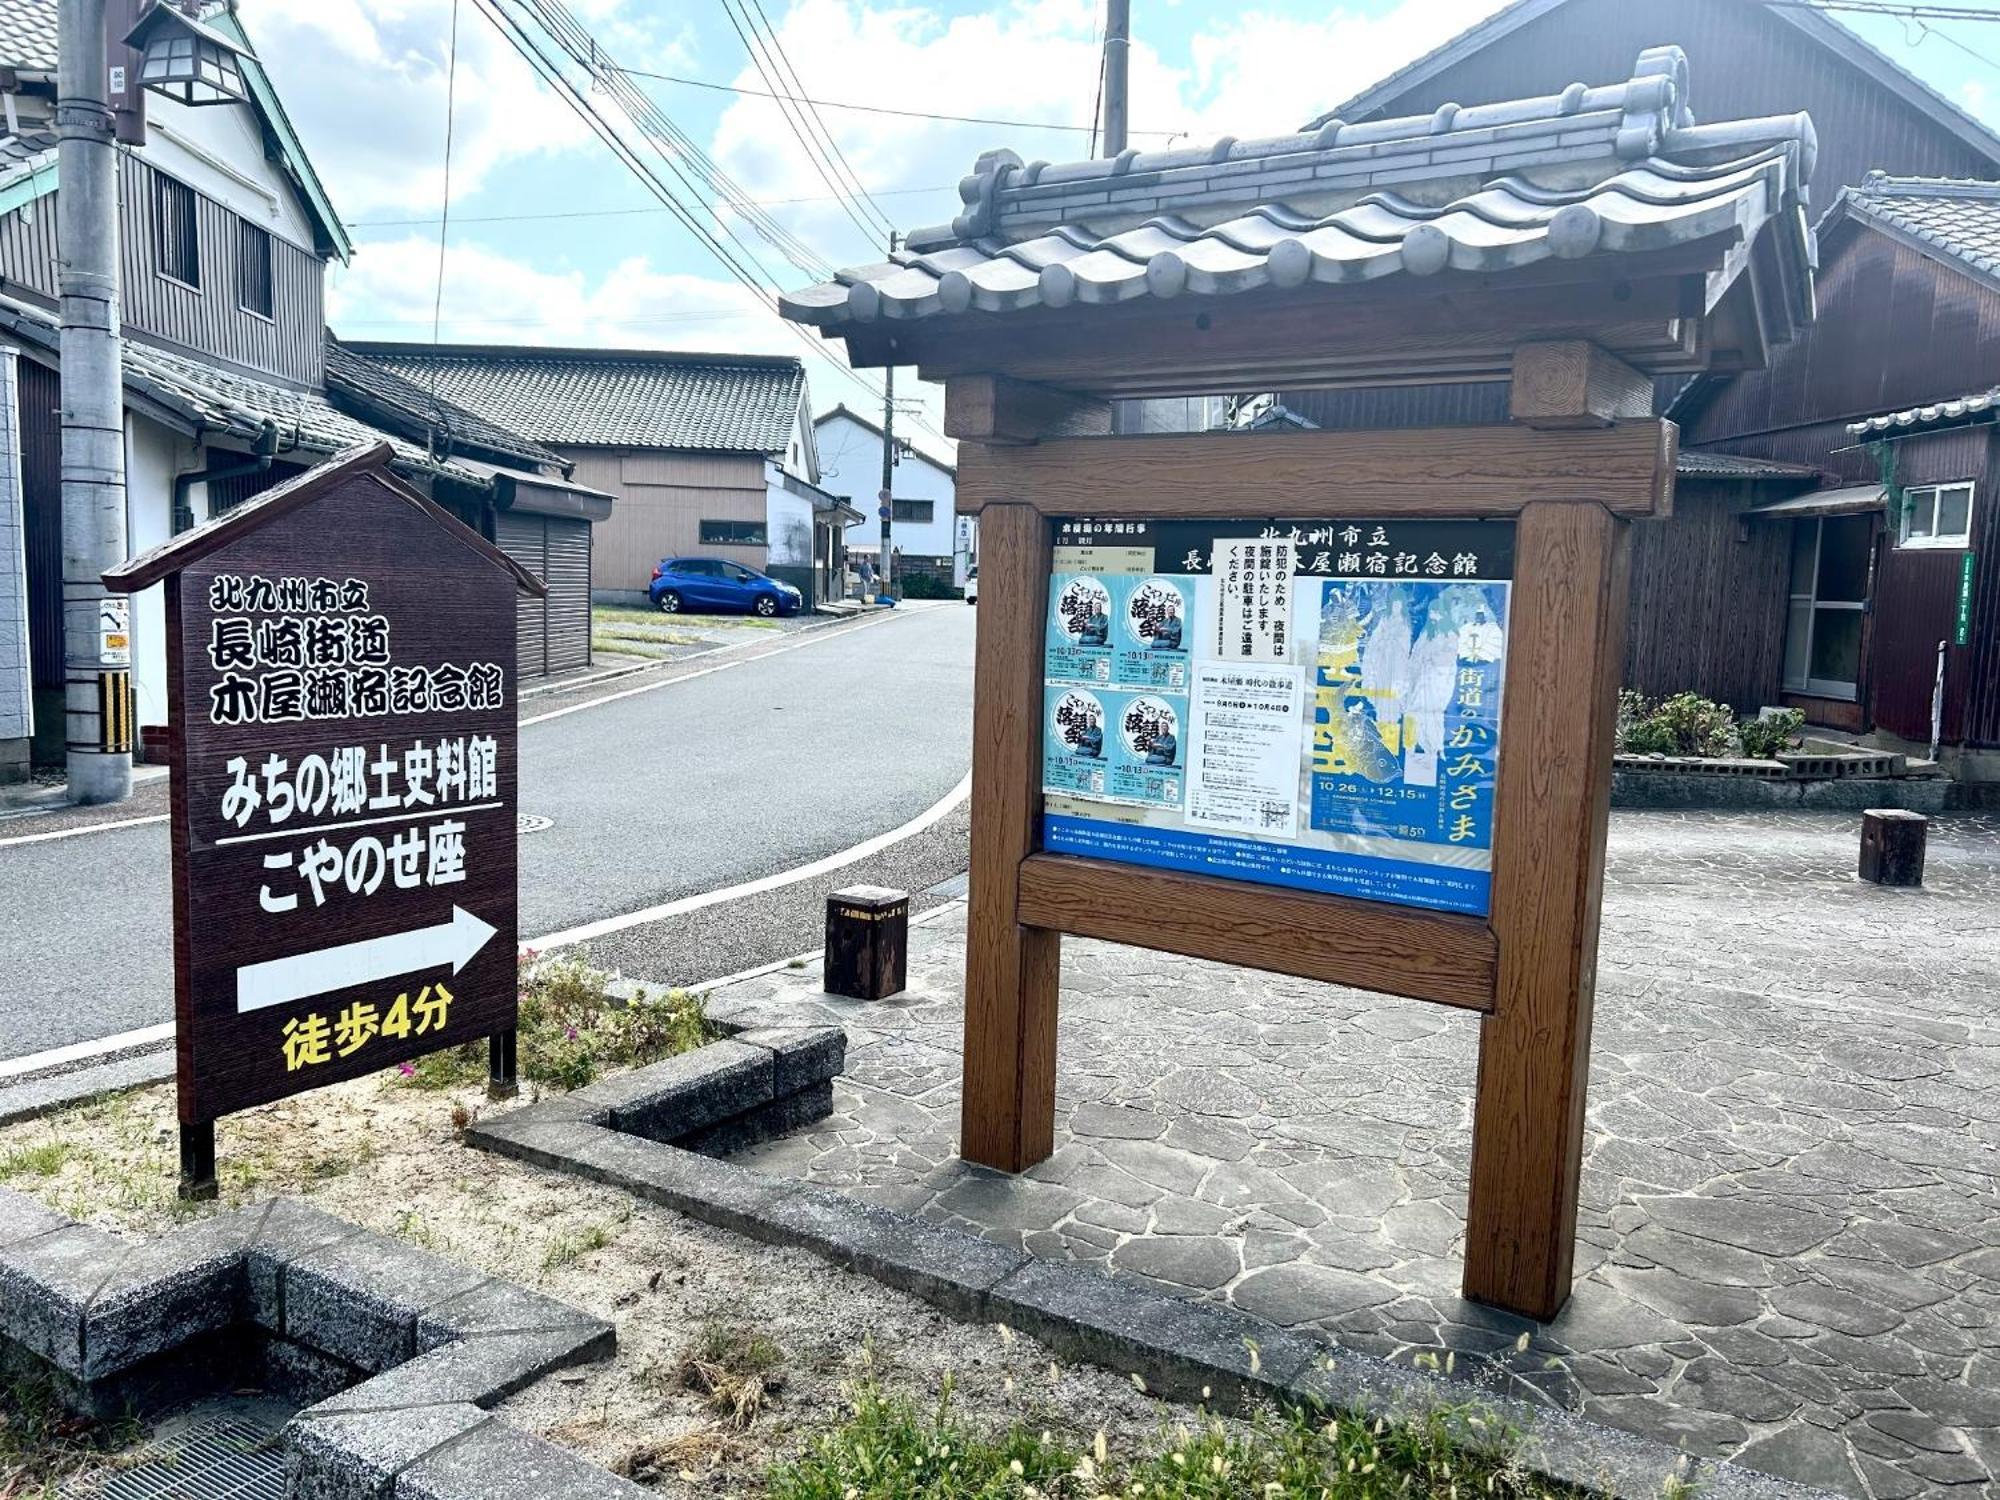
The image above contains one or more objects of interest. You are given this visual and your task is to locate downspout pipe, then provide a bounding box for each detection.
[172,419,278,532]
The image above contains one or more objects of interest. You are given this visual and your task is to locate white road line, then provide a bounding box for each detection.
[0,812,169,848]
[0,608,931,846]
[525,769,972,952]
[0,1020,175,1082]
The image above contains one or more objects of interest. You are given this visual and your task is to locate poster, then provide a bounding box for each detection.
[1040,517,1513,916]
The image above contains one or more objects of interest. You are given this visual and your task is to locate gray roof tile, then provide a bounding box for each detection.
[323,340,567,471]
[1845,173,2000,287]
[0,0,56,74]
[346,345,806,454]
[1847,384,2000,438]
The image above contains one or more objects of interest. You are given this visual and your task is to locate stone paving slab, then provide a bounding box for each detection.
[723,810,2000,1499]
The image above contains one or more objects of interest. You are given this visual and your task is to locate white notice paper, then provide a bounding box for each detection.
[1209,538,1296,663]
[1185,661,1306,837]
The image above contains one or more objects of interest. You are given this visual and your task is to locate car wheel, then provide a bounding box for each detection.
[754,595,778,617]
[657,590,682,614]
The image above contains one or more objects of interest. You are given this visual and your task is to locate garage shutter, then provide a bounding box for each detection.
[492,510,547,678]
[543,517,592,674]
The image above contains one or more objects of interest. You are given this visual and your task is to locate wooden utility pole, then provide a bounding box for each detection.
[1102,0,1130,157]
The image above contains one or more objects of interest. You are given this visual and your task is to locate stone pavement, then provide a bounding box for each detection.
[713,811,2000,1499]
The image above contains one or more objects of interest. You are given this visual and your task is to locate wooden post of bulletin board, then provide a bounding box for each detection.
[949,348,1665,1320]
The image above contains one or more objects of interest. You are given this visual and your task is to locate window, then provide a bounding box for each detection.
[892,498,934,524]
[154,175,199,287]
[699,519,767,546]
[236,221,273,318]
[1783,514,1873,701]
[1897,482,1974,549]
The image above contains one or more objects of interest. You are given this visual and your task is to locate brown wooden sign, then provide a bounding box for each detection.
[106,443,545,1196]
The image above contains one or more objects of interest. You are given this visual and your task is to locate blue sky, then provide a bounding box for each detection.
[240,0,2000,438]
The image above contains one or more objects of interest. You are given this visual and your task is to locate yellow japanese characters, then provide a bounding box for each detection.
[281,982,454,1071]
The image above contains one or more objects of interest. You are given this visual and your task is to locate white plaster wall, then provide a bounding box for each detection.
[139,93,320,254]
[123,414,196,730]
[816,411,958,559]
[765,472,815,570]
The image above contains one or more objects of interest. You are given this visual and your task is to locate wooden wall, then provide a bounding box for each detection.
[565,447,769,593]
[0,155,324,389]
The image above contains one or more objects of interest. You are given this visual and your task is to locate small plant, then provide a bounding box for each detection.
[0,1141,73,1179]
[542,1217,622,1269]
[1737,708,1805,760]
[1617,691,1734,758]
[0,1367,142,1495]
[672,1323,789,1431]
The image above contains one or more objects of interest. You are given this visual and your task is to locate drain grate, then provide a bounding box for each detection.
[64,1398,290,1500]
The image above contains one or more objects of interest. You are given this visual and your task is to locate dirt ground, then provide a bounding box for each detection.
[0,1069,1221,1493]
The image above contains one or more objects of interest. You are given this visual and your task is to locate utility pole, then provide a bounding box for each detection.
[57,0,132,803]
[1102,0,1130,157]
[877,230,898,599]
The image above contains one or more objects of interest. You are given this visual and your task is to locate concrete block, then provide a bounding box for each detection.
[679,1079,833,1158]
[548,1127,798,1240]
[416,1277,608,1351]
[85,1210,257,1379]
[245,1199,366,1332]
[760,1185,1027,1320]
[254,1330,368,1406]
[285,1230,486,1373]
[314,1326,613,1413]
[607,1041,775,1144]
[987,1258,1316,1404]
[1284,1340,1452,1422]
[460,1113,608,1174]
[1518,1403,1704,1499]
[0,1186,70,1249]
[396,1419,652,1499]
[731,1027,846,1095]
[286,1403,489,1500]
[0,1223,128,1374]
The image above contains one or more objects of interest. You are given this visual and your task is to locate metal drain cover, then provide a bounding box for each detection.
[65,1396,290,1499]
[518,813,553,834]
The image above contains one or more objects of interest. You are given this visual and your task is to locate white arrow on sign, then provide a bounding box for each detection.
[236,906,497,1014]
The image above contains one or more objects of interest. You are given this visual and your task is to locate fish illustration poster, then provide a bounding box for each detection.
[1040,517,1513,916]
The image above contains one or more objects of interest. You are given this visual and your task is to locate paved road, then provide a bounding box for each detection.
[0,604,975,1062]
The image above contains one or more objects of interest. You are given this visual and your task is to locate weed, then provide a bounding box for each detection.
[0,1367,141,1496]
[0,1142,73,1179]
[542,1218,621,1269]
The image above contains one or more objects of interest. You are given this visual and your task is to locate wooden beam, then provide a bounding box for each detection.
[944,375,1112,444]
[1508,342,1654,430]
[954,422,1677,519]
[1462,500,1630,1321]
[959,498,1062,1173]
[1018,855,1497,1012]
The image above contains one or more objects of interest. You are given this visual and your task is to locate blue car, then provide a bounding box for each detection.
[649,556,802,618]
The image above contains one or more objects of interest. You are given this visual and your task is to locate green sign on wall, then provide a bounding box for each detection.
[1956,552,1977,648]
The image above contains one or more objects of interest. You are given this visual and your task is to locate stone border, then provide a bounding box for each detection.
[0,1186,643,1498]
[1611,768,1952,812]
[468,1050,1838,1500]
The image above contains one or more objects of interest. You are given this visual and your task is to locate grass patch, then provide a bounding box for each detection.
[542,1215,624,1269]
[768,1381,1587,1500]
[666,1323,788,1431]
[0,1367,141,1497]
[397,951,721,1095]
[593,605,667,628]
[0,1142,74,1180]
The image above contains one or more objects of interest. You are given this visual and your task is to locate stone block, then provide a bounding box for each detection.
[760,1185,1026,1320]
[416,1277,607,1351]
[396,1419,652,1499]
[549,1128,798,1239]
[254,1331,369,1407]
[1518,1403,1707,1498]
[732,1027,846,1095]
[315,1326,613,1413]
[285,1230,486,1373]
[988,1258,1315,1403]
[1280,1336,1450,1422]
[679,1080,834,1158]
[462,1113,608,1174]
[85,1210,257,1379]
[286,1403,489,1500]
[0,1223,128,1374]
[0,1186,69,1249]
[246,1199,367,1333]
[606,1041,775,1144]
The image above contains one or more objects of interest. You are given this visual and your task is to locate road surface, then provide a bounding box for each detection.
[0,604,974,1063]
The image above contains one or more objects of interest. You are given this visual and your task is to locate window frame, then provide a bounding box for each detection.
[153,174,201,290]
[698,519,768,547]
[1782,514,1871,702]
[235,220,274,320]
[891,497,935,524]
[1896,481,1975,550]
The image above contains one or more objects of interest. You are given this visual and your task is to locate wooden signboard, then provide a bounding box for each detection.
[105,443,545,1198]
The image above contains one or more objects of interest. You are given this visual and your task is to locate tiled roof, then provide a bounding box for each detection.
[1675,449,1818,478]
[1842,173,2000,290]
[0,293,489,485]
[781,48,1815,337]
[324,340,567,471]
[347,344,806,454]
[0,0,56,73]
[1848,385,2000,438]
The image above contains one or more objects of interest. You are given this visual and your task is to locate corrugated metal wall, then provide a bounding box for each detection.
[494,510,550,679]
[492,510,593,679]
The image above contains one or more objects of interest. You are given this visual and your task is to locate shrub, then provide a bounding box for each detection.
[1738,708,1806,760]
[896,570,959,600]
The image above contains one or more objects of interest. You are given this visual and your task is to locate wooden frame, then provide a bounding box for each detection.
[952,347,1657,1321]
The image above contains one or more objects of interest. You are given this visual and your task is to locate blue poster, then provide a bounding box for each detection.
[1043,685,1110,799]
[1308,579,1508,851]
[1046,575,1115,685]
[1113,576,1194,692]
[1043,685,1187,809]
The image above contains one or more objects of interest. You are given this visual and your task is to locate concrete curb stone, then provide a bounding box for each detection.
[284,1229,489,1373]
[310,1326,615,1414]
[396,1416,651,1499]
[0,1220,128,1373]
[86,1208,262,1379]
[416,1276,611,1351]
[285,1401,492,1500]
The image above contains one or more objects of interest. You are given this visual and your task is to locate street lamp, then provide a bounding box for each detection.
[123,3,252,108]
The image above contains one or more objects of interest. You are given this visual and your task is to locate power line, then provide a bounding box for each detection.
[613,61,1184,136]
[346,184,956,231]
[746,0,897,238]
[1766,0,2000,18]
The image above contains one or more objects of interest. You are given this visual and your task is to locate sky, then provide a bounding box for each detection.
[236,0,2000,451]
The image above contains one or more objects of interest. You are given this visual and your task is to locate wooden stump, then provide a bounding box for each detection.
[1860,810,1927,887]
[824,885,910,999]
